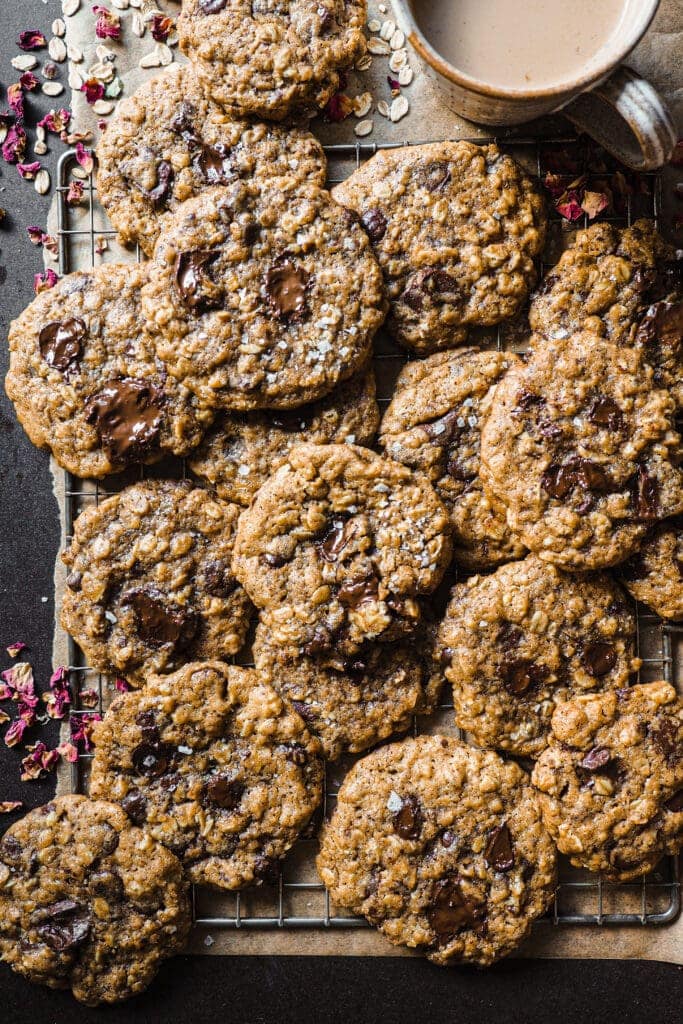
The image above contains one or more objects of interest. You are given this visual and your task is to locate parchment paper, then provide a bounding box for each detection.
[48,0,683,963]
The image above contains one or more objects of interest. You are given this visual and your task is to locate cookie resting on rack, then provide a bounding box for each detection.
[178,0,367,122]
[142,182,386,410]
[0,795,190,1006]
[332,141,547,353]
[90,661,324,890]
[437,554,639,758]
[379,348,526,570]
[96,64,327,257]
[61,480,252,685]
[5,263,213,479]
[620,518,683,621]
[532,682,683,882]
[317,735,557,966]
[480,330,683,571]
[231,443,453,657]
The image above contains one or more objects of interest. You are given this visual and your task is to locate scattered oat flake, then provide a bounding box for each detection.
[0,802,22,814]
[390,95,409,122]
[18,31,47,51]
[355,119,374,137]
[6,642,28,658]
[92,5,121,40]
[34,269,59,294]
[81,77,105,105]
[367,37,390,55]
[21,741,60,781]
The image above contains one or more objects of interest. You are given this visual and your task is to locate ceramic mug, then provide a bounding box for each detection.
[396,0,677,170]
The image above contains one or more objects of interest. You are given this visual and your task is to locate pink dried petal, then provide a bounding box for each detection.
[7,83,25,121]
[57,740,79,763]
[66,180,84,205]
[18,31,47,51]
[19,71,40,92]
[25,225,43,244]
[79,688,99,708]
[43,691,70,720]
[323,91,353,123]
[151,14,174,41]
[49,666,68,688]
[71,712,102,752]
[17,161,41,180]
[42,234,58,256]
[1,662,35,697]
[39,108,72,134]
[114,677,130,693]
[92,5,122,40]
[555,193,584,221]
[4,718,29,747]
[6,642,28,658]
[581,190,610,220]
[2,125,27,164]
[0,801,22,813]
[75,141,94,176]
[387,76,400,90]
[81,78,105,105]
[20,742,60,781]
[34,269,59,294]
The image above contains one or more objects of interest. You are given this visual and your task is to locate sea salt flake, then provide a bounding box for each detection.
[387,790,403,812]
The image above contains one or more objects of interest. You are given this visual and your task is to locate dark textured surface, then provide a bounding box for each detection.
[0,2,679,1019]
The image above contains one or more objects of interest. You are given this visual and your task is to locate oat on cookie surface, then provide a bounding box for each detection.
[620,518,683,621]
[5,263,213,479]
[317,735,557,966]
[332,141,547,353]
[61,480,252,685]
[232,443,452,657]
[189,366,379,505]
[480,330,683,571]
[90,661,324,890]
[437,554,639,758]
[0,795,190,1006]
[379,348,527,570]
[142,182,386,411]
[178,0,367,122]
[532,682,683,882]
[96,64,327,257]
[252,616,443,761]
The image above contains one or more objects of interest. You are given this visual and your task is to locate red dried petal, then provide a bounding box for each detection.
[387,76,400,90]
[26,225,43,244]
[79,688,99,708]
[323,91,353,123]
[2,125,27,164]
[0,709,9,724]
[18,31,47,51]
[34,269,59,294]
[6,642,28,657]
[57,740,79,763]
[81,78,105,105]
[19,71,40,92]
[20,741,60,781]
[4,718,29,747]
[151,14,174,41]
[17,161,41,180]
[1,662,35,697]
[581,190,610,220]
[7,83,25,121]
[66,180,84,205]
[38,108,72,134]
[92,5,122,40]
[70,712,102,752]
[114,677,130,692]
[75,141,94,175]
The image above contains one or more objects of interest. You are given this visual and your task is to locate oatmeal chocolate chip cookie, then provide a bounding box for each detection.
[633,296,683,410]
[480,331,683,571]
[252,616,442,761]
[529,220,678,346]
[5,264,213,479]
[189,366,379,506]
[317,735,557,966]
[379,348,526,570]
[90,661,324,890]
[178,0,367,122]
[437,555,639,758]
[96,64,327,258]
[532,681,683,882]
[232,443,452,657]
[61,480,252,685]
[0,794,189,1006]
[621,518,683,620]
[331,141,547,353]
[142,182,386,411]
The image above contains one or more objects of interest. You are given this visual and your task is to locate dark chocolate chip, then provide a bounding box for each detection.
[581,641,617,677]
[0,835,22,864]
[123,587,198,649]
[427,875,486,945]
[416,160,451,192]
[264,258,310,321]
[193,142,233,185]
[206,773,244,810]
[146,160,174,208]
[651,719,679,758]
[579,747,612,772]
[319,517,353,562]
[515,390,545,412]
[423,409,463,445]
[503,659,549,697]
[302,629,334,658]
[121,788,147,825]
[629,465,659,520]
[588,395,624,431]
[393,794,423,840]
[33,900,90,953]
[263,552,288,568]
[202,559,237,597]
[269,408,313,432]
[170,102,201,146]
[496,622,523,651]
[84,377,163,463]
[484,823,514,872]
[402,267,459,313]
[338,574,379,609]
[38,318,85,373]
[635,300,683,351]
[542,455,611,501]
[360,208,387,243]
[174,249,223,312]
[131,741,175,778]
[440,830,455,848]
[291,700,316,723]
[536,274,558,296]
[282,743,308,766]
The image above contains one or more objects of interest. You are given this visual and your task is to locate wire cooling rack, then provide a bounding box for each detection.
[56,135,681,932]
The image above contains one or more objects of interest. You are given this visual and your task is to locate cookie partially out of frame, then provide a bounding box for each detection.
[317,735,557,966]
[620,518,683,621]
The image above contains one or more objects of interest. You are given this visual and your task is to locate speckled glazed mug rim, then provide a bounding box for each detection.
[401,0,660,102]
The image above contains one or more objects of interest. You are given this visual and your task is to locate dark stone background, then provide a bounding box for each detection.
[0,3,679,1020]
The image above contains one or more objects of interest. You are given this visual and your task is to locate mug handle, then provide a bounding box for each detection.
[563,66,677,171]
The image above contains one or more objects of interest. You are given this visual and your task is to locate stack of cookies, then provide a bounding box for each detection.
[2,0,682,1005]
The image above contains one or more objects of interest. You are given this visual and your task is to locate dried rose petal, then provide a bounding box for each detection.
[57,740,79,763]
[18,31,47,51]
[34,269,59,294]
[66,180,84,206]
[4,717,29,747]
[7,83,25,121]
[17,161,41,180]
[81,79,105,105]
[151,14,174,41]
[6,642,27,658]
[71,712,102,752]
[1,662,35,697]
[79,688,99,708]
[27,225,45,245]
[19,71,40,92]
[39,108,72,135]
[323,91,353,123]
[92,5,122,41]
[75,142,94,176]
[3,125,28,164]
[20,741,60,781]
[114,677,130,693]
[387,76,400,90]
[0,801,22,813]
[42,234,58,257]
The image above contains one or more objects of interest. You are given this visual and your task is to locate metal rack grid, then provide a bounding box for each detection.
[55,134,681,933]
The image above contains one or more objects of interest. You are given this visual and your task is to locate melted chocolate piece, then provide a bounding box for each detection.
[503,659,549,697]
[203,559,237,597]
[131,741,174,778]
[282,742,308,766]
[666,790,683,812]
[579,747,611,772]
[291,700,316,722]
[402,267,459,313]
[392,794,423,840]
[170,102,201,146]
[630,465,659,520]
[651,719,679,757]
[542,455,611,501]
[124,588,198,649]
[38,318,85,373]
[581,641,617,677]
[84,378,163,463]
[516,390,545,412]
[536,274,558,296]
[427,875,486,944]
[147,160,174,208]
[302,628,333,658]
[497,623,523,651]
[264,258,310,321]
[484,823,514,872]
[360,208,387,243]
[121,788,147,825]
[319,518,353,562]
[33,900,91,953]
[423,409,463,446]
[206,774,244,810]
[588,395,624,431]
[199,0,227,12]
[440,830,455,848]
[635,299,683,350]
[193,142,233,185]
[174,250,223,312]
[416,160,451,192]
[338,574,379,608]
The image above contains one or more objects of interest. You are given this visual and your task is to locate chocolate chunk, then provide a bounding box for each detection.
[542,455,611,501]
[402,267,460,313]
[424,409,463,445]
[319,518,353,562]
[264,258,310,321]
[291,700,316,722]
[651,719,679,757]
[131,741,174,778]
[206,773,244,810]
[503,659,549,697]
[581,641,617,677]
[170,102,201,146]
[38,318,85,373]
[393,794,423,840]
[516,390,545,412]
[427,875,486,944]
[253,855,279,885]
[84,377,163,463]
[536,274,558,296]
[263,552,288,568]
[416,160,451,192]
[580,746,612,772]
[630,465,659,520]
[360,208,387,243]
[497,622,523,651]
[666,790,683,812]
[121,788,147,824]
[146,160,174,208]
[203,559,237,597]
[199,0,227,12]
[33,900,91,953]
[635,300,683,351]
[135,709,158,732]
[440,830,455,848]
[345,656,368,681]
[0,835,22,864]
[193,142,233,185]
[338,574,379,608]
[174,249,223,312]
[484,823,514,872]
[123,587,198,649]
[588,395,624,431]
[302,628,333,658]
[282,743,308,766]
[66,571,83,592]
